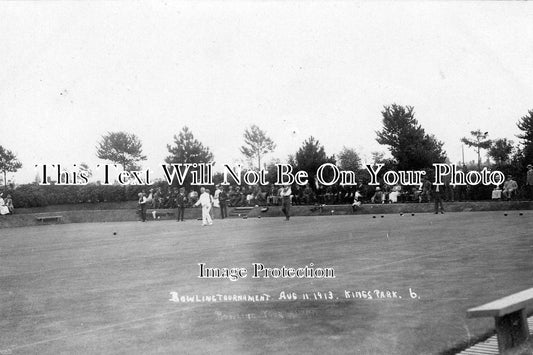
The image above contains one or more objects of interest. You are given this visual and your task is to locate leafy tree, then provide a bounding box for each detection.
[78,162,93,179]
[376,104,446,170]
[164,127,214,187]
[0,146,22,187]
[264,159,282,184]
[96,132,147,171]
[461,130,492,170]
[516,109,533,165]
[371,151,386,165]
[422,133,447,164]
[488,138,514,165]
[292,136,335,189]
[165,126,214,164]
[369,150,396,172]
[337,147,361,172]
[240,125,276,170]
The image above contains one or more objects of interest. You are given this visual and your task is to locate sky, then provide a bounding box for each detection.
[1,1,532,184]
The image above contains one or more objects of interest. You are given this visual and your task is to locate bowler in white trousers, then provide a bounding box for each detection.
[194,187,213,226]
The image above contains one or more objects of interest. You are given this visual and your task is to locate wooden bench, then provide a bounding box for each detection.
[467,287,533,353]
[36,215,62,223]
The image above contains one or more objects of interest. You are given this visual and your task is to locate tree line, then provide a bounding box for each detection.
[2,105,533,193]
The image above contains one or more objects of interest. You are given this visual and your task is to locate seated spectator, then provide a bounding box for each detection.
[0,193,10,215]
[502,175,518,200]
[324,186,334,204]
[412,187,422,203]
[267,185,278,205]
[254,186,266,205]
[389,185,401,203]
[237,186,246,206]
[292,185,302,205]
[5,194,13,214]
[303,184,313,205]
[228,186,238,206]
[163,190,173,208]
[246,188,254,206]
[491,186,502,201]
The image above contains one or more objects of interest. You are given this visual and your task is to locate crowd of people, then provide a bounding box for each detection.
[1,164,531,221]
[132,164,533,222]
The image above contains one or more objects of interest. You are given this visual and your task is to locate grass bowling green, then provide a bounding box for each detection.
[1,211,532,354]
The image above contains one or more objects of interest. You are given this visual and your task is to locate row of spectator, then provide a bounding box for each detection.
[137,172,527,210]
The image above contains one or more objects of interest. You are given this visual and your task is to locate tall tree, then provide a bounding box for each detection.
[292,136,335,188]
[166,126,214,164]
[0,146,22,187]
[240,125,276,170]
[165,127,214,187]
[516,109,533,165]
[371,151,386,165]
[369,151,396,174]
[79,162,93,179]
[461,129,492,170]
[337,147,361,172]
[96,132,147,171]
[488,138,514,165]
[376,104,446,170]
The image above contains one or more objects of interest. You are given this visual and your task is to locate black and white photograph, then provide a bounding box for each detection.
[1,2,532,354]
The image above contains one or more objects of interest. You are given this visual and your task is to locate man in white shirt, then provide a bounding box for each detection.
[194,187,213,226]
[280,185,292,221]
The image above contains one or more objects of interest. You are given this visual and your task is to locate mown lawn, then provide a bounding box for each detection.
[1,211,532,354]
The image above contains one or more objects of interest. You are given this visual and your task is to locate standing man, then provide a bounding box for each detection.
[218,185,228,219]
[205,188,214,220]
[194,187,213,226]
[175,187,188,222]
[138,192,147,222]
[213,184,221,209]
[432,184,445,214]
[526,164,533,200]
[280,184,292,221]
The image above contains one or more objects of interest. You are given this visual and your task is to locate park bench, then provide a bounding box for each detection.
[36,215,62,223]
[467,287,533,353]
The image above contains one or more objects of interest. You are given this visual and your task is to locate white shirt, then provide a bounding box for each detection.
[195,192,212,207]
[280,187,292,198]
